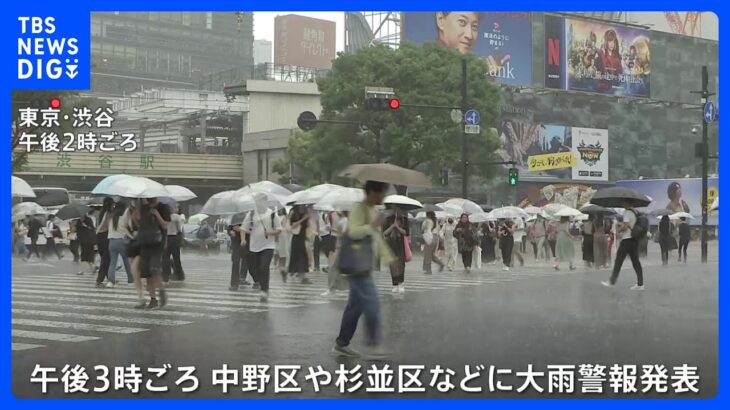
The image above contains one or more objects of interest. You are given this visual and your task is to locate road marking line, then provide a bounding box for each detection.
[13,329,100,342]
[11,298,231,319]
[11,309,193,326]
[13,319,147,334]
[12,342,46,351]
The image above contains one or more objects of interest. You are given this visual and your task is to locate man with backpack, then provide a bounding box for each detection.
[242,194,282,302]
[602,200,646,290]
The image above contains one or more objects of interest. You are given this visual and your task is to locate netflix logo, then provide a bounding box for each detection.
[544,15,564,90]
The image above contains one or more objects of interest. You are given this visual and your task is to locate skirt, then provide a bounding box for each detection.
[320,234,337,255]
[582,234,594,262]
[80,242,95,263]
[288,234,309,273]
[276,233,291,258]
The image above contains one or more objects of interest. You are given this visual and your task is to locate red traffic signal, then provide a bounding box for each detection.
[388,98,400,110]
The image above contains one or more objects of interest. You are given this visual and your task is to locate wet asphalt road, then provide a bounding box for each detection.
[11,242,718,398]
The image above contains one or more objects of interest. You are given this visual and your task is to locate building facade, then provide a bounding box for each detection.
[253,39,273,65]
[90,12,254,95]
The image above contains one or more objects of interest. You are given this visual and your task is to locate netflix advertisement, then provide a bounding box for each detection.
[544,15,651,97]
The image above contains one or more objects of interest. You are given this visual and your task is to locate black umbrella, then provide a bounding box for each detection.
[590,187,652,208]
[55,204,91,221]
[579,204,617,215]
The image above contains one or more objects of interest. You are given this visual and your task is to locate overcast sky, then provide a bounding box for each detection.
[253,12,346,52]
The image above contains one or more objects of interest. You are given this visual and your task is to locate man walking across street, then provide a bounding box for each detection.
[242,194,282,302]
[162,207,185,282]
[602,200,645,290]
[333,181,395,359]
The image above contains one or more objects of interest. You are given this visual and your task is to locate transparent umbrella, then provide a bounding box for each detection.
[286,184,344,205]
[313,187,364,211]
[200,190,257,215]
[12,176,35,198]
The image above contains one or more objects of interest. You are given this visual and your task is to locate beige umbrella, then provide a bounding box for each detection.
[339,163,432,187]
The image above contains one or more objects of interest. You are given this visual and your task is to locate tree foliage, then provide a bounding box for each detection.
[273,43,502,186]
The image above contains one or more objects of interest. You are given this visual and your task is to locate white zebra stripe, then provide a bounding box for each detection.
[11,309,193,326]
[13,329,99,342]
[13,318,147,334]
[10,297,232,318]
[12,342,45,351]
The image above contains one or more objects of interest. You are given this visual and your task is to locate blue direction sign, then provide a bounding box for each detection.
[704,102,716,123]
[464,109,480,125]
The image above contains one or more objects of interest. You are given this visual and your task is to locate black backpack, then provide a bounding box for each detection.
[196,225,211,240]
[630,210,649,240]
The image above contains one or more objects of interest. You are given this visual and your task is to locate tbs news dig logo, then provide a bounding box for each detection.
[17,17,79,80]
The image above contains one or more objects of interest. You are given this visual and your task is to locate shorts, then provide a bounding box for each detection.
[139,242,163,279]
[127,239,142,258]
[320,235,336,255]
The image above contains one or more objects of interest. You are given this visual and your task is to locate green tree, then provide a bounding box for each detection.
[273,43,502,189]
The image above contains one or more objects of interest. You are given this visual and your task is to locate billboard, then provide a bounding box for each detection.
[545,15,651,97]
[402,12,533,86]
[274,14,336,68]
[496,120,608,182]
[615,178,719,225]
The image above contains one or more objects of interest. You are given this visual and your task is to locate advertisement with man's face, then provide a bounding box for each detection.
[402,12,533,86]
[615,178,719,225]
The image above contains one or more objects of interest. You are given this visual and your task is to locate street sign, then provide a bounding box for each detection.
[464,124,480,134]
[704,102,716,123]
[464,109,480,125]
[297,111,317,131]
[450,109,462,124]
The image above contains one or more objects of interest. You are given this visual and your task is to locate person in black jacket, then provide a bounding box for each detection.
[658,215,671,266]
[24,216,42,261]
[677,217,691,263]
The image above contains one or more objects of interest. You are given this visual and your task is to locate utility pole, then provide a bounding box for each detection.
[461,58,468,199]
[692,65,714,263]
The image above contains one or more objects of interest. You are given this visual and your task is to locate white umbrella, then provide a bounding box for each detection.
[246,181,293,198]
[314,187,364,211]
[554,207,585,218]
[711,197,719,211]
[437,202,464,216]
[489,207,528,220]
[468,212,495,223]
[164,185,197,201]
[12,176,35,198]
[200,190,257,215]
[12,202,47,220]
[443,198,483,215]
[384,195,423,211]
[414,211,449,220]
[188,213,209,225]
[237,186,287,208]
[92,175,169,198]
[542,203,570,219]
[286,183,343,205]
[670,212,694,220]
[523,205,542,215]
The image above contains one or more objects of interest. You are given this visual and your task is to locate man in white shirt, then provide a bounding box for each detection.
[242,195,282,301]
[163,209,185,282]
[602,201,644,290]
[44,215,64,260]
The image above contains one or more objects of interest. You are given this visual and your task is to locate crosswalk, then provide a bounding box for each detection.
[12,264,586,352]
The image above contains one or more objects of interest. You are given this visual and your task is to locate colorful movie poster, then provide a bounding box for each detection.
[615,178,719,226]
[402,12,533,86]
[545,16,651,97]
[571,127,609,181]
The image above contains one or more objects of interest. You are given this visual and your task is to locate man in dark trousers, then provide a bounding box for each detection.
[162,208,185,282]
[24,216,42,261]
[602,200,644,291]
[228,217,252,291]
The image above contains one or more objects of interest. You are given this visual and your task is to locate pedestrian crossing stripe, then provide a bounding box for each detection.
[11,309,194,326]
[12,342,45,351]
[12,319,147,334]
[13,329,100,343]
[11,297,232,319]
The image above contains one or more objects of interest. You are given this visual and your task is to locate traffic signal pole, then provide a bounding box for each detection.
[461,58,468,199]
[691,66,714,264]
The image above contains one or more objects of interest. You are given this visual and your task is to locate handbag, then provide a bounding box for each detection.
[403,235,413,262]
[335,206,373,276]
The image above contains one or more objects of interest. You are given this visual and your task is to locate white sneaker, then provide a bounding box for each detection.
[398,285,405,294]
[392,286,399,294]
[259,291,269,301]
[630,285,645,291]
[502,266,509,271]
[105,281,115,288]
[601,281,615,288]
[320,290,332,297]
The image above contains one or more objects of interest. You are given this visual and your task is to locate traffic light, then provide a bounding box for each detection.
[508,167,519,186]
[364,87,399,110]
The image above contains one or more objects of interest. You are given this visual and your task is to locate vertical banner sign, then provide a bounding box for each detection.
[571,127,609,181]
[544,15,566,90]
[402,12,533,86]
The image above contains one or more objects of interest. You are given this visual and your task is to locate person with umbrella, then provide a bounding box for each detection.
[454,214,477,273]
[333,181,395,358]
[553,216,577,271]
[95,197,115,287]
[288,205,312,284]
[43,214,63,260]
[480,220,497,264]
[383,207,409,294]
[601,201,645,290]
[23,215,43,261]
[497,218,515,271]
[677,216,691,263]
[77,211,97,275]
[137,198,171,309]
[241,193,282,302]
[228,213,252,291]
[422,211,445,274]
[581,215,595,268]
[592,215,610,269]
[162,205,185,282]
[106,201,133,286]
[443,216,459,270]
